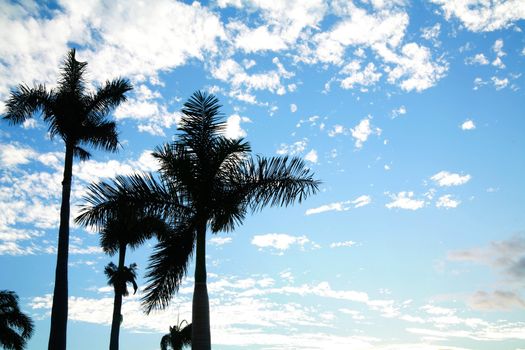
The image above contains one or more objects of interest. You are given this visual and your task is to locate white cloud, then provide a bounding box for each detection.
[377,42,448,92]
[210,237,233,246]
[392,105,407,118]
[328,124,345,137]
[251,233,313,252]
[330,241,357,248]
[305,195,371,215]
[276,139,308,156]
[461,119,476,130]
[421,23,441,41]
[431,0,525,32]
[351,117,381,148]
[304,149,318,163]
[224,114,251,139]
[465,53,489,65]
[340,61,382,90]
[0,143,37,166]
[491,76,509,90]
[211,57,294,100]
[386,192,425,210]
[431,171,471,187]
[353,195,372,208]
[114,94,180,137]
[436,195,461,209]
[0,0,225,103]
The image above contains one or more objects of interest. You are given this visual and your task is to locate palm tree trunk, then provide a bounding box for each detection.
[192,220,210,350]
[109,244,127,350]
[48,144,74,350]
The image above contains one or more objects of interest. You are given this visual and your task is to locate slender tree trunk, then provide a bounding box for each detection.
[48,144,74,350]
[109,244,127,350]
[192,220,210,350]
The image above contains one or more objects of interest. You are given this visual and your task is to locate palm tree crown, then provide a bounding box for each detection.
[0,290,34,350]
[160,320,192,350]
[4,49,131,158]
[2,49,132,350]
[76,91,320,350]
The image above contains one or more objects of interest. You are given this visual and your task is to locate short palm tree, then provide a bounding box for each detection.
[160,320,192,350]
[0,290,34,350]
[76,201,169,350]
[2,49,132,350]
[104,262,138,349]
[77,91,320,350]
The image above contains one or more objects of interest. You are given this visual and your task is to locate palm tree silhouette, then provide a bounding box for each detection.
[0,290,34,350]
[160,319,192,350]
[2,49,132,350]
[104,262,138,350]
[76,201,169,350]
[76,91,319,350]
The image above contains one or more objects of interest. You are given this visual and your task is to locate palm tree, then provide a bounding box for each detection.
[76,205,168,350]
[76,91,320,350]
[104,262,138,350]
[160,320,192,350]
[2,49,132,350]
[0,290,34,350]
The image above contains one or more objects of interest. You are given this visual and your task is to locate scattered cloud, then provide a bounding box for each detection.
[461,119,476,130]
[330,241,357,248]
[305,195,371,215]
[465,53,489,65]
[436,195,461,209]
[431,0,525,32]
[210,237,233,246]
[386,191,425,210]
[491,76,509,90]
[351,117,381,149]
[251,233,315,253]
[224,114,251,139]
[276,139,307,156]
[339,61,382,90]
[304,149,318,164]
[431,171,471,187]
[392,105,407,119]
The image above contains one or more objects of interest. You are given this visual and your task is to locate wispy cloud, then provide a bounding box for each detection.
[385,191,425,210]
[431,171,471,187]
[305,195,371,215]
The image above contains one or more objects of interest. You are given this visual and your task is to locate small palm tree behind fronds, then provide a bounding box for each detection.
[0,290,34,350]
[104,262,138,297]
[160,320,192,350]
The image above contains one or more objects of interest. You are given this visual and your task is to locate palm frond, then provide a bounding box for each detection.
[73,146,91,161]
[58,49,87,96]
[75,173,189,230]
[236,156,321,212]
[142,221,196,313]
[78,119,119,152]
[87,78,132,117]
[3,84,50,124]
[179,91,224,153]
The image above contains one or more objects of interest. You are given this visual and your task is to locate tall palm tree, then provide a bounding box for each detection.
[160,320,192,350]
[2,49,132,350]
[76,91,320,350]
[0,290,34,350]
[76,204,169,350]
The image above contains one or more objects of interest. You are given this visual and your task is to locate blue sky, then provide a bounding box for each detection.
[1,0,525,349]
